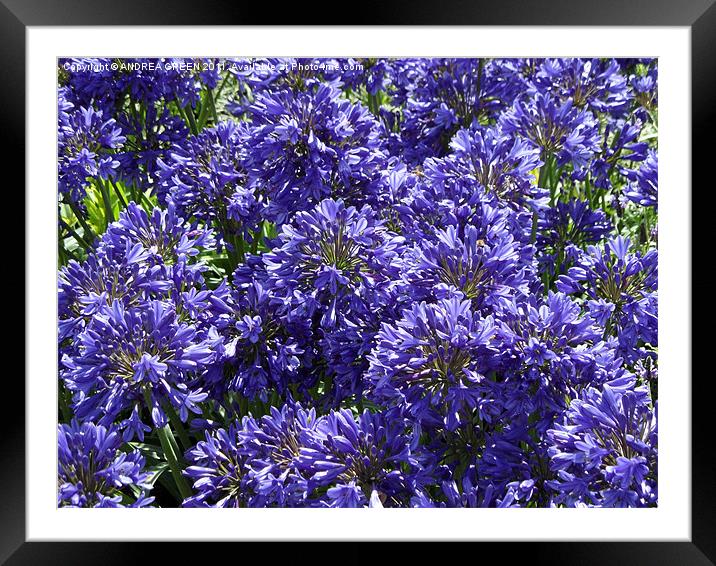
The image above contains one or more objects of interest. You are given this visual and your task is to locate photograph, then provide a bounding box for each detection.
[56,56,660,509]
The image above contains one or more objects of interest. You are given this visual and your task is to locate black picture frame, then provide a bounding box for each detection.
[6,1,710,563]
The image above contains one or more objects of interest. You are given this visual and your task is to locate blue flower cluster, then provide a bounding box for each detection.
[58,420,154,507]
[58,57,658,508]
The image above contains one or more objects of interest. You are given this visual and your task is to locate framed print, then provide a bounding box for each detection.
[7,0,712,563]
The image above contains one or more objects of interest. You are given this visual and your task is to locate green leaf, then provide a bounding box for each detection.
[127,442,165,461]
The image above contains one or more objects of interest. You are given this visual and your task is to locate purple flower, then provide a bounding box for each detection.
[557,236,657,362]
[58,102,126,205]
[204,279,312,399]
[401,217,532,311]
[157,121,262,242]
[244,84,388,223]
[500,92,600,173]
[531,58,631,116]
[448,124,542,200]
[624,149,658,209]
[59,203,215,353]
[182,423,252,507]
[236,402,321,506]
[61,299,214,433]
[547,378,657,507]
[297,408,422,507]
[58,420,154,507]
[256,199,405,401]
[367,297,498,429]
[184,401,320,507]
[396,59,524,163]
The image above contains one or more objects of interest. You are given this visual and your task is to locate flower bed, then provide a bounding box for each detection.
[57,57,658,508]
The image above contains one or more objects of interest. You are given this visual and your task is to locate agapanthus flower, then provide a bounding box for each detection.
[396,59,524,163]
[203,278,313,399]
[590,120,649,189]
[297,408,422,507]
[58,101,126,205]
[624,149,658,209]
[244,84,387,223]
[58,202,214,351]
[236,402,322,506]
[447,125,542,201]
[257,199,405,400]
[157,120,261,242]
[629,64,658,119]
[547,377,657,507]
[102,202,215,274]
[401,220,531,310]
[183,401,320,507]
[182,422,253,507]
[61,299,214,432]
[58,420,154,507]
[367,297,498,430]
[483,291,627,460]
[263,199,403,325]
[392,156,538,249]
[367,159,424,234]
[500,92,600,174]
[531,58,631,116]
[557,236,657,362]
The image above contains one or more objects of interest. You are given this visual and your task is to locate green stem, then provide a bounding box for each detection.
[97,178,115,229]
[531,153,551,244]
[129,182,138,204]
[158,425,191,500]
[164,402,191,452]
[367,92,380,116]
[542,155,557,206]
[196,90,211,130]
[207,88,219,124]
[59,218,92,251]
[175,101,197,135]
[585,176,594,207]
[226,231,245,273]
[109,179,128,209]
[555,246,564,278]
[184,103,199,135]
[251,221,264,255]
[214,72,231,101]
[58,243,67,267]
[58,383,72,422]
[140,190,156,211]
[67,200,96,243]
[144,389,192,501]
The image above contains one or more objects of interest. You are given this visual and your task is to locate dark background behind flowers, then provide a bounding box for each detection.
[56,57,658,508]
